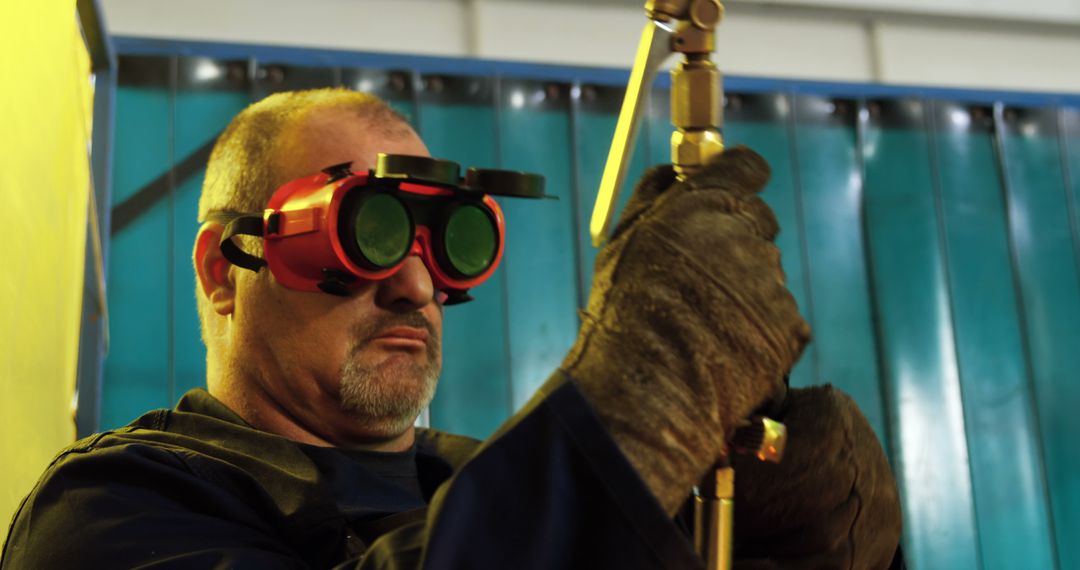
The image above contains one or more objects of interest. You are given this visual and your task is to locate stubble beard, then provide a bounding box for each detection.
[337,313,441,437]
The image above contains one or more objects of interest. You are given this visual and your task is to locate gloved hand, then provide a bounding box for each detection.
[731,385,902,570]
[561,146,811,515]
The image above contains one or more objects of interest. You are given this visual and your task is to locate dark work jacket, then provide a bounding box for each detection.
[1,379,703,569]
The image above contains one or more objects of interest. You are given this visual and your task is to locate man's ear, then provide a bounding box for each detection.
[194,223,235,316]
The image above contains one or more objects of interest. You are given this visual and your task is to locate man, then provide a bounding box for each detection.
[3,88,901,568]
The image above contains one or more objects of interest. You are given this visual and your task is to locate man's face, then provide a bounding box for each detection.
[228,108,441,448]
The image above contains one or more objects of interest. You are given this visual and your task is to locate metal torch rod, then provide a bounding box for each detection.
[589,3,792,569]
[695,462,735,570]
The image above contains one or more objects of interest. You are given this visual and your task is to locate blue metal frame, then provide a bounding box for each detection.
[76,0,117,437]
[113,36,1080,108]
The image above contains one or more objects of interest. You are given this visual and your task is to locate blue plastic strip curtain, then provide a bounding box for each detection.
[997,105,1080,570]
[647,88,672,188]
[788,96,888,436]
[930,101,1057,569]
[1058,105,1080,565]
[1053,106,1080,570]
[105,56,175,428]
[496,79,579,411]
[572,84,651,301]
[860,98,979,568]
[723,92,816,389]
[418,75,514,439]
[172,58,252,399]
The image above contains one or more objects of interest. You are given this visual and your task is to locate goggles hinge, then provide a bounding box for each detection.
[321,162,355,182]
[265,212,281,235]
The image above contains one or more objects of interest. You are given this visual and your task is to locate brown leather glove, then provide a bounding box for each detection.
[731,386,902,570]
[562,147,811,515]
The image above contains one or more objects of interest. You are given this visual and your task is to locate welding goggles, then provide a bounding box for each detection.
[210,154,549,305]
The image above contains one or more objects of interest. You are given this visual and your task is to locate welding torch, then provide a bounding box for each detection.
[588,2,788,568]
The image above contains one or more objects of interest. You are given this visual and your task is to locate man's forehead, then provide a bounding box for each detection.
[276,107,428,182]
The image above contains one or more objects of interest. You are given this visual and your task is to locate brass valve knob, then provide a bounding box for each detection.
[733,416,788,463]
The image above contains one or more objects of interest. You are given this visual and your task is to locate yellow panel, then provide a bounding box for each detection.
[0,0,92,538]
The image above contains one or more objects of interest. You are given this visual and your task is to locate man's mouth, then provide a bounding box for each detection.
[370,326,429,351]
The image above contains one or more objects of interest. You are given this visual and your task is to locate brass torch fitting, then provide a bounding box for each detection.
[646,0,723,28]
[672,129,724,177]
[646,0,689,21]
[690,0,724,30]
[670,55,723,178]
[671,56,721,129]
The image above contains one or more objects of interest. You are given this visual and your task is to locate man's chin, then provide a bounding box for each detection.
[340,413,420,444]
[339,368,436,428]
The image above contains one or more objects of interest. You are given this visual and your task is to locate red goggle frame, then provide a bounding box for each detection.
[214,155,550,305]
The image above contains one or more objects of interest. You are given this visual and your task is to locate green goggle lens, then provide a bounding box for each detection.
[354,194,412,267]
[444,205,497,277]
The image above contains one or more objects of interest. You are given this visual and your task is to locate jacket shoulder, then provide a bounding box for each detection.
[1,406,342,569]
[415,429,482,470]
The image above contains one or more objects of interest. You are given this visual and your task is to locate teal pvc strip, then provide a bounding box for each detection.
[104,72,173,429]
[497,80,580,410]
[419,94,513,439]
[388,99,417,128]
[1064,108,1080,285]
[572,84,650,301]
[862,98,978,569]
[647,88,671,174]
[790,96,888,440]
[999,105,1080,570]
[172,58,252,400]
[931,101,1057,570]
[723,93,816,389]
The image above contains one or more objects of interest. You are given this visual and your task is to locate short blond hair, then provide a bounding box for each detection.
[199,87,412,221]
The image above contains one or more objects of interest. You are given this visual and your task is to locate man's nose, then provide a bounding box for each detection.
[375,255,435,310]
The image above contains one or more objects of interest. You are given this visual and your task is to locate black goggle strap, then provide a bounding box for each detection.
[216,214,269,273]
